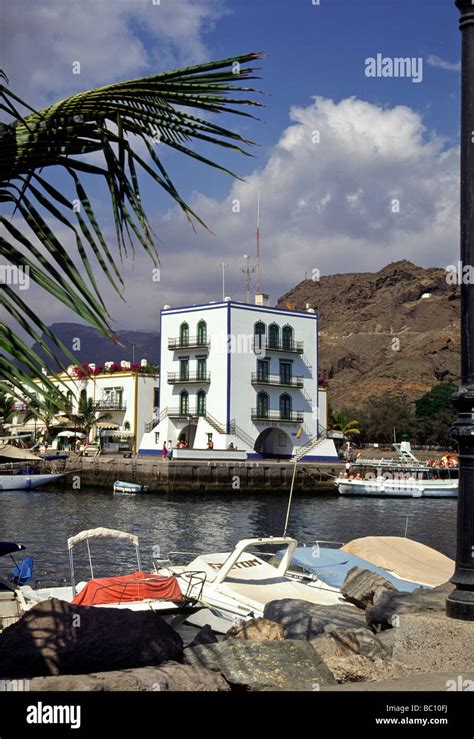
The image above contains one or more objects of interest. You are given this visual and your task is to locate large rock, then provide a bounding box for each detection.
[341,567,396,609]
[188,625,219,647]
[366,586,449,629]
[263,599,366,640]
[377,612,474,674]
[30,663,230,691]
[184,639,336,690]
[310,627,393,683]
[224,618,285,641]
[0,598,183,677]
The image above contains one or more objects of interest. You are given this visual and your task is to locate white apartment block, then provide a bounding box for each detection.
[10,365,159,453]
[139,299,338,461]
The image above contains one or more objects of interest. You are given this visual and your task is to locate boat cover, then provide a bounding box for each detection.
[281,547,423,592]
[341,536,454,587]
[71,571,183,606]
[0,445,42,461]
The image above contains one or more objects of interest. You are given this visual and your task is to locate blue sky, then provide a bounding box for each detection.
[1,0,463,330]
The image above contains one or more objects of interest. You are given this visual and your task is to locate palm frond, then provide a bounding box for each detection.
[0,53,264,406]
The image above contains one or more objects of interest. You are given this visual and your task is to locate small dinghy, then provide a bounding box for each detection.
[113,480,149,494]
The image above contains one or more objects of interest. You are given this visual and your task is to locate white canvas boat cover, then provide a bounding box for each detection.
[0,444,42,461]
[341,536,454,587]
[67,527,139,550]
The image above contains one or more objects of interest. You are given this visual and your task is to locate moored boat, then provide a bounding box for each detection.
[335,441,458,498]
[113,480,149,494]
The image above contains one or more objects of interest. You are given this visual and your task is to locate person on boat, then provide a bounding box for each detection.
[228,442,236,450]
[162,442,168,460]
[207,438,214,450]
[167,442,173,460]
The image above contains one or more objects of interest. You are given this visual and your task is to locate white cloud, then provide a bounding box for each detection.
[6,95,460,331]
[1,0,228,106]
[427,55,461,72]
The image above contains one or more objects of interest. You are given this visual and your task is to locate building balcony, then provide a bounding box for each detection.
[251,373,303,388]
[253,338,304,354]
[167,372,211,384]
[168,336,210,350]
[251,409,304,423]
[94,400,127,411]
[167,407,205,419]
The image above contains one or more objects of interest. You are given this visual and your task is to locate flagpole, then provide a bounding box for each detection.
[283,427,303,537]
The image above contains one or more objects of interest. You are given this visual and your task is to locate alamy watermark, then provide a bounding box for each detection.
[365,54,423,84]
[0,264,30,290]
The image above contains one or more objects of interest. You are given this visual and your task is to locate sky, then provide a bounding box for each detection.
[0,0,463,333]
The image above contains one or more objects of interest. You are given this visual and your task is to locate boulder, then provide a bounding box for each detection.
[188,624,219,647]
[184,639,336,690]
[30,663,230,691]
[0,598,183,677]
[263,599,367,640]
[323,626,388,659]
[310,627,395,684]
[224,618,285,641]
[341,567,397,609]
[366,586,449,629]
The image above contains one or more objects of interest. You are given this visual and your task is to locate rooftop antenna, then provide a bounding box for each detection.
[220,262,228,300]
[256,188,262,293]
[242,254,255,304]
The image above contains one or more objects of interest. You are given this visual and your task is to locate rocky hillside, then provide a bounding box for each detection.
[277,261,460,410]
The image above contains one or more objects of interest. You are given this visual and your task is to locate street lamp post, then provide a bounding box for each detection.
[447,0,474,621]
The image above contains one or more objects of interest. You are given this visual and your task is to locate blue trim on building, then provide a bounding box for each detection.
[226,301,231,434]
[160,300,318,319]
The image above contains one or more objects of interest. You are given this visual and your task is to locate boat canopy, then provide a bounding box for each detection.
[67,527,139,550]
[0,542,26,557]
[0,445,42,462]
[341,536,454,588]
[277,546,423,592]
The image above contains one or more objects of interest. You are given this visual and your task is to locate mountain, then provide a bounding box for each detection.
[30,323,160,371]
[277,260,460,410]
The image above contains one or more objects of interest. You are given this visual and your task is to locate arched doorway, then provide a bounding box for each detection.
[179,423,198,449]
[254,427,293,458]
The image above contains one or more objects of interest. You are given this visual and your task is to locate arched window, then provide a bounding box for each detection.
[197,320,207,345]
[180,390,189,416]
[254,321,266,349]
[66,390,74,412]
[282,325,293,351]
[280,393,292,420]
[197,390,206,416]
[180,322,189,347]
[257,391,269,418]
[269,324,279,349]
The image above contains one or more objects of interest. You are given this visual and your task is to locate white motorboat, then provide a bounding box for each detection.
[0,445,67,491]
[335,441,458,498]
[113,480,149,494]
[17,528,204,620]
[156,536,346,634]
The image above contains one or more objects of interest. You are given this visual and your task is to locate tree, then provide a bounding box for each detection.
[0,389,16,434]
[415,383,457,448]
[70,397,111,441]
[331,410,361,440]
[355,394,418,445]
[0,54,263,407]
[24,398,62,442]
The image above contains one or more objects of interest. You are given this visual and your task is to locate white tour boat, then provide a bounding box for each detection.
[335,441,458,498]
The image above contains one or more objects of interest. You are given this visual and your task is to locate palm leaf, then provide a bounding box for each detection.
[0,53,264,407]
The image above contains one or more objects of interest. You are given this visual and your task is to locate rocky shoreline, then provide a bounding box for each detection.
[1,565,472,692]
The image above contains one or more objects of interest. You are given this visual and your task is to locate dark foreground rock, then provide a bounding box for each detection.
[184,639,337,690]
[341,567,396,609]
[188,624,219,648]
[264,599,367,640]
[30,663,230,691]
[0,599,183,678]
[366,586,450,629]
[224,618,285,641]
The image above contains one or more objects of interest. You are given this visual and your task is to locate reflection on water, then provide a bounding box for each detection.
[0,488,457,583]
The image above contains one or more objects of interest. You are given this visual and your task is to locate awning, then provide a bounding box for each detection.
[67,527,139,550]
[56,431,85,438]
[95,421,120,430]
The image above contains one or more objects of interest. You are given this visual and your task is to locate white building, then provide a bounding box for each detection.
[139,299,338,461]
[10,364,159,453]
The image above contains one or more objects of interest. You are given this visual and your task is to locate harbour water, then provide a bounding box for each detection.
[0,488,457,585]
